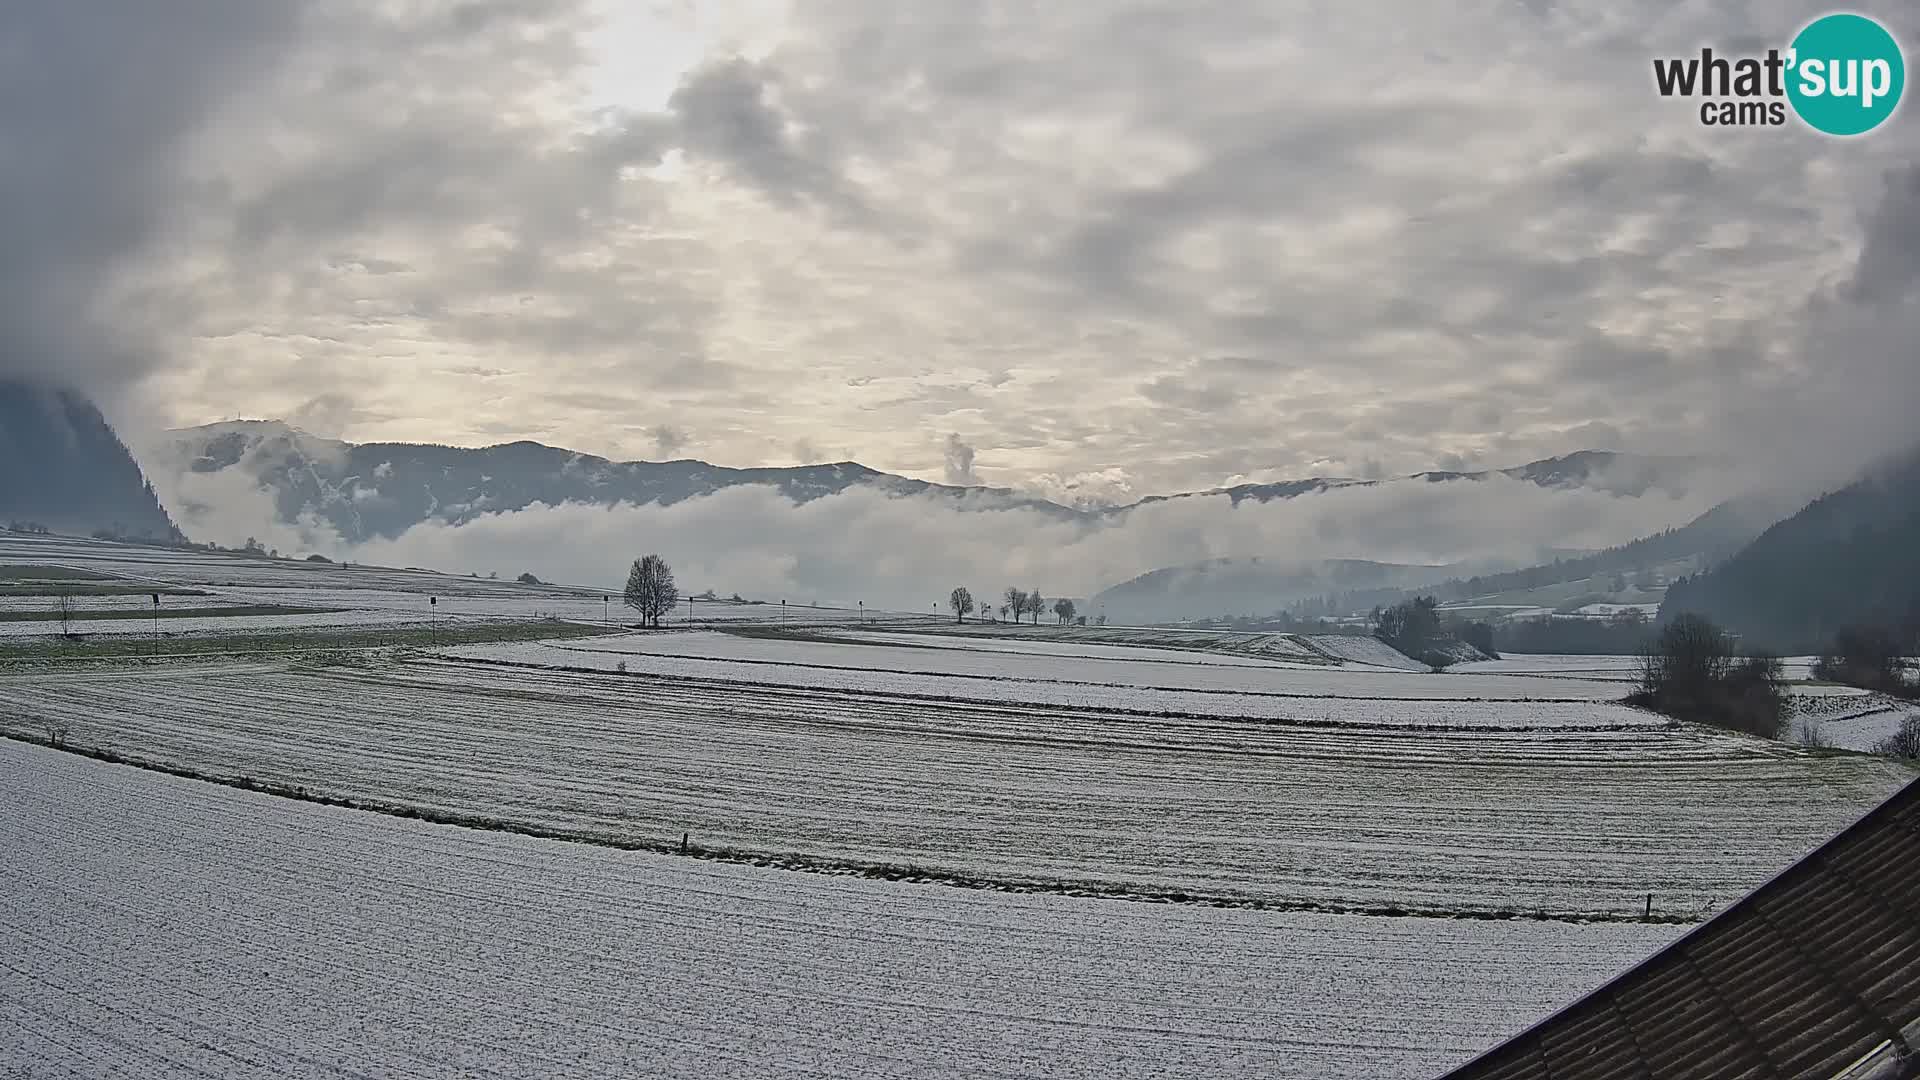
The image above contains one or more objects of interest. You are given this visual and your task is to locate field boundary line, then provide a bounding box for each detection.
[490,644,1640,706]
[419,654,1674,735]
[0,728,1701,927]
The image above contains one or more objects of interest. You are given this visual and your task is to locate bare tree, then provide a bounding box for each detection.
[1052,597,1076,625]
[997,603,1011,622]
[624,554,678,628]
[55,590,74,637]
[949,586,975,623]
[1004,588,1027,624]
[1635,614,1731,707]
[1024,588,1045,625]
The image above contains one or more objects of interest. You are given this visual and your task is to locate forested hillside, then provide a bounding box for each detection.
[1661,445,1920,652]
[0,380,181,541]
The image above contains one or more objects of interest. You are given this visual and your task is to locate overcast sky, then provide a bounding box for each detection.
[7,0,1920,502]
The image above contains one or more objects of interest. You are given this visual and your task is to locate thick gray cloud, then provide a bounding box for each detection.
[665,56,869,221]
[0,1,301,402]
[10,0,1919,503]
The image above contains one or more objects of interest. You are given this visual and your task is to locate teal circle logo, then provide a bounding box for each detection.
[1787,13,1905,136]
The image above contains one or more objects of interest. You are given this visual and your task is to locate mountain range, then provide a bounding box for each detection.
[13,386,1910,650]
[145,418,1706,545]
[1127,449,1699,509]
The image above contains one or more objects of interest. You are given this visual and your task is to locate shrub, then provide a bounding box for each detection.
[1812,624,1917,698]
[1874,715,1920,760]
[1627,614,1786,739]
[1456,619,1499,660]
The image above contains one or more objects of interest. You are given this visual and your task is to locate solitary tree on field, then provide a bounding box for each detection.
[1004,587,1027,623]
[624,554,679,628]
[54,590,75,637]
[997,603,1011,621]
[1053,597,1076,625]
[949,586,975,623]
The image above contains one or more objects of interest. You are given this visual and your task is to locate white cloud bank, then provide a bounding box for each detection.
[286,476,1711,614]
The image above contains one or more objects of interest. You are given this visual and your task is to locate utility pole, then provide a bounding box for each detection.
[603,595,609,626]
[859,600,864,624]
[151,592,159,653]
[429,596,437,643]
[687,594,694,625]
[781,599,786,629]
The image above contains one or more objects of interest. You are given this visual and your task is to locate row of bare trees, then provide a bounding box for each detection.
[947,586,1082,625]
[626,559,1097,632]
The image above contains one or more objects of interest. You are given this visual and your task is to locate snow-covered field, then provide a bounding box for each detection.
[909,623,1329,662]
[1302,634,1431,670]
[1788,691,1918,752]
[811,628,1329,669]
[446,639,1663,728]
[0,592,235,613]
[1,740,1685,1080]
[1455,653,1827,683]
[548,631,1629,700]
[0,607,433,638]
[2,656,1908,918]
[0,533,928,639]
[8,534,1918,1075]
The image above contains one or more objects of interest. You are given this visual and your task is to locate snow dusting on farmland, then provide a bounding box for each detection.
[5,535,1916,1078]
[444,639,1664,727]
[0,534,916,641]
[0,741,1683,1080]
[2,653,1908,917]
[551,630,1631,699]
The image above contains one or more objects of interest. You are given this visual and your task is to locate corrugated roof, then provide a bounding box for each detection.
[1439,775,1920,1080]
